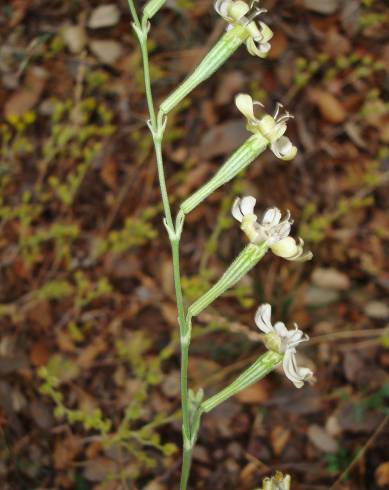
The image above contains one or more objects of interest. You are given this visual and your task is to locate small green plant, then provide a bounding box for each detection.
[353,384,389,421]
[95,209,158,257]
[38,331,178,475]
[325,446,353,475]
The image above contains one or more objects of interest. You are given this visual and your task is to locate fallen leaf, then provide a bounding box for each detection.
[100,157,118,189]
[326,415,343,437]
[304,286,339,306]
[307,424,338,453]
[77,337,107,368]
[30,400,54,429]
[63,24,88,54]
[376,462,389,487]
[5,66,48,117]
[189,358,219,381]
[270,425,290,456]
[364,301,389,319]
[309,89,347,124]
[311,268,350,290]
[53,435,83,470]
[88,5,121,29]
[235,379,270,404]
[198,120,248,159]
[10,0,31,26]
[143,481,168,490]
[90,40,123,65]
[25,299,52,331]
[83,458,117,482]
[303,0,340,15]
[161,370,180,398]
[176,163,213,198]
[29,340,50,367]
[215,71,246,106]
[267,31,288,59]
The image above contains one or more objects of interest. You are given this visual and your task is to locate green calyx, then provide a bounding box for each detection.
[160,24,249,114]
[201,351,283,413]
[181,134,268,215]
[187,242,268,319]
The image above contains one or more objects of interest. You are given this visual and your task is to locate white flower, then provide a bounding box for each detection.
[215,0,273,58]
[235,93,298,161]
[231,196,312,262]
[262,472,291,490]
[255,304,314,389]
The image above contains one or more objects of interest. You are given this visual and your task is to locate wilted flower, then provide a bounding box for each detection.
[235,93,297,161]
[231,196,312,261]
[215,0,273,58]
[255,304,314,388]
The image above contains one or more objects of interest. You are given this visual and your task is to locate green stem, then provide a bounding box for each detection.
[127,1,192,487]
[181,447,192,490]
[154,139,173,228]
[127,0,141,26]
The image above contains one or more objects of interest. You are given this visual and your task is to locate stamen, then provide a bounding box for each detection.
[245,6,267,24]
[273,102,283,119]
[277,112,294,124]
[282,209,292,223]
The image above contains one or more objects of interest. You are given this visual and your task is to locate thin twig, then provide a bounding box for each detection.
[329,415,388,490]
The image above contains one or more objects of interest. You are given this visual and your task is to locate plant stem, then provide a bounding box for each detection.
[127,1,193,487]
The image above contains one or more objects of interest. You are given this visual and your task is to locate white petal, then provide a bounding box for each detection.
[271,236,298,258]
[255,303,273,333]
[235,93,256,121]
[282,238,313,262]
[231,197,244,222]
[228,0,250,21]
[271,136,298,161]
[286,327,304,345]
[274,321,288,338]
[276,221,292,240]
[262,207,281,226]
[283,348,313,389]
[245,20,262,40]
[240,195,256,215]
[272,123,288,141]
[214,0,232,19]
[258,22,274,43]
[246,38,271,58]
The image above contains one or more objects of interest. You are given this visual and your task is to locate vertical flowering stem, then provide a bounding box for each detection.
[127,2,192,488]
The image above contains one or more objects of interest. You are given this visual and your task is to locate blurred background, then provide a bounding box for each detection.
[0,0,388,489]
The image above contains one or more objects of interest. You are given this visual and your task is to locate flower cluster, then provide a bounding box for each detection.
[215,0,273,58]
[255,304,313,388]
[236,93,298,161]
[232,196,312,261]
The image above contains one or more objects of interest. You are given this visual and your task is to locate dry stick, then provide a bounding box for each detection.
[329,415,388,490]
